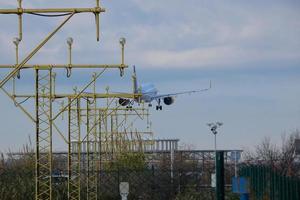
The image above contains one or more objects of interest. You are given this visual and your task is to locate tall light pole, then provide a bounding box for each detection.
[207,122,223,153]
[207,122,223,200]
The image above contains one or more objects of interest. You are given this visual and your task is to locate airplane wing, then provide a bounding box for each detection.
[151,81,211,100]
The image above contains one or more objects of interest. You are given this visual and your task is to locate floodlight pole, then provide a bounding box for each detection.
[234,151,238,177]
[214,133,217,154]
[207,122,223,200]
[207,122,223,167]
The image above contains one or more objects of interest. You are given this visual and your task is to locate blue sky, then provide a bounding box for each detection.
[0,0,299,151]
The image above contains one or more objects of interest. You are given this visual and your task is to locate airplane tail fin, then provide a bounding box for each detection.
[132,65,138,94]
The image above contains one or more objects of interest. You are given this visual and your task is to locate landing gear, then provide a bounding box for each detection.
[125,100,134,110]
[156,105,162,110]
[156,99,162,110]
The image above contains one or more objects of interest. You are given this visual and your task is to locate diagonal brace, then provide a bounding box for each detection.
[0,12,75,89]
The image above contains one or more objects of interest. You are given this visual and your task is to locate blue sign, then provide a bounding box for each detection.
[232,177,249,194]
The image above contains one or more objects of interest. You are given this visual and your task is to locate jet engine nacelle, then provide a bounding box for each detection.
[119,98,130,106]
[163,97,174,105]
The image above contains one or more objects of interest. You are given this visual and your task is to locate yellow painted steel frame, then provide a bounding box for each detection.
[0,1,134,200]
[35,68,53,200]
[0,13,75,89]
[86,97,99,200]
[96,102,152,161]
[68,98,81,200]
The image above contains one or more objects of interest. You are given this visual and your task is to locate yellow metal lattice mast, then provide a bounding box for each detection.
[68,95,81,200]
[0,1,106,200]
[0,3,138,199]
[35,67,53,200]
[86,74,99,200]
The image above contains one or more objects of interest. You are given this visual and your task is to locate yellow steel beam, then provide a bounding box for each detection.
[35,68,53,200]
[86,97,98,199]
[69,107,148,111]
[0,87,36,122]
[17,0,23,41]
[68,98,81,200]
[0,13,75,89]
[13,93,140,99]
[1,89,69,144]
[107,131,153,135]
[0,64,127,69]
[52,68,107,121]
[0,7,105,14]
[53,122,68,144]
[81,98,120,143]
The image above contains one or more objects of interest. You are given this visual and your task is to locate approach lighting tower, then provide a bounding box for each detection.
[0,1,131,200]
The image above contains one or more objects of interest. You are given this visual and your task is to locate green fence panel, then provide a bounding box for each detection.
[239,165,300,200]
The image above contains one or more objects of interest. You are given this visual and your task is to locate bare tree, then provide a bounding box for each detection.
[244,129,300,177]
[279,129,300,176]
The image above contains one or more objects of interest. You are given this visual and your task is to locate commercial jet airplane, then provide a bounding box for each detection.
[118,66,211,110]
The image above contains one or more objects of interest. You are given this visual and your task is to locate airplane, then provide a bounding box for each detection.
[118,66,211,110]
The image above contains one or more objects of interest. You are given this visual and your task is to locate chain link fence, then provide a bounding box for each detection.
[0,167,240,200]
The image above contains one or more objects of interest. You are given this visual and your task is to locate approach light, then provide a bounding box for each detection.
[67,37,74,46]
[216,122,223,127]
[119,37,126,46]
[13,37,20,46]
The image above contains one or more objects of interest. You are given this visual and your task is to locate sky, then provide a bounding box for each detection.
[0,0,299,152]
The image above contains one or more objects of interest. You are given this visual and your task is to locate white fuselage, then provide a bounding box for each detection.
[140,83,158,103]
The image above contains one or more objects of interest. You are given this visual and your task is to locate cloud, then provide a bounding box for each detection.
[129,45,299,69]
[0,0,299,69]
[125,1,300,68]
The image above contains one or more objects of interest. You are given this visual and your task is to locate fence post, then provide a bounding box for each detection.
[117,166,120,195]
[151,165,155,199]
[216,151,225,200]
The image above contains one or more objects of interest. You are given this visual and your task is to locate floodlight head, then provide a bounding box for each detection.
[119,37,126,46]
[216,122,223,127]
[67,37,74,46]
[207,123,213,127]
[13,37,20,46]
[211,125,218,133]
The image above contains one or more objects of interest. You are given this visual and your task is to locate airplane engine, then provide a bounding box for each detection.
[163,97,174,105]
[119,98,130,106]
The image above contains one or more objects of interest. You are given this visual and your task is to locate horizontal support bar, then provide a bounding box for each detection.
[71,107,148,111]
[14,93,141,99]
[80,113,149,117]
[0,64,127,69]
[8,150,244,156]
[78,132,154,136]
[0,7,105,14]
